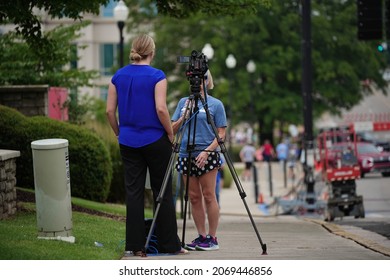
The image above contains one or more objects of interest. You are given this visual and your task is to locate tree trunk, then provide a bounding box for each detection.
[257,117,274,146]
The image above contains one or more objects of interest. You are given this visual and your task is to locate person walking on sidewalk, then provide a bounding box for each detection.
[172,69,227,251]
[261,139,275,162]
[276,139,288,167]
[239,140,256,181]
[106,34,185,257]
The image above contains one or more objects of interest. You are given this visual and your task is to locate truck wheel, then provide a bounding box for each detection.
[325,208,334,222]
[355,203,365,219]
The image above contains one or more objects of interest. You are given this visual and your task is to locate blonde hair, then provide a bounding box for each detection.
[129,34,155,62]
[205,69,214,90]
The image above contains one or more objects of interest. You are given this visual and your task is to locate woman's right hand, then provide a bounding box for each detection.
[168,133,174,143]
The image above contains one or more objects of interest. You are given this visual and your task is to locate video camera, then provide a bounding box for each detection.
[177,50,209,95]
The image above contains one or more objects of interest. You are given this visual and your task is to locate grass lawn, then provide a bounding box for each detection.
[1,169,237,260]
[0,204,126,260]
[0,189,153,260]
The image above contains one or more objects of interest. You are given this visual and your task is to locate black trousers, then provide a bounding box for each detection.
[120,134,181,253]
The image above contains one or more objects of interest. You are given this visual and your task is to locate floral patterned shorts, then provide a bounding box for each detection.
[175,152,221,177]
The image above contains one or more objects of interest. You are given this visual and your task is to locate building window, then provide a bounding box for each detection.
[100,43,117,76]
[100,86,109,101]
[101,0,116,17]
[70,44,78,69]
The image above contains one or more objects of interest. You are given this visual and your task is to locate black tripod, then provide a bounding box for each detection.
[144,78,268,255]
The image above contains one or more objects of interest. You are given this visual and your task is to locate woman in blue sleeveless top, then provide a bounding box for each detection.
[106,34,185,257]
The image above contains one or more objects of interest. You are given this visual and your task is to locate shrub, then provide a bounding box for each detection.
[0,105,112,202]
[105,141,125,203]
[82,118,125,203]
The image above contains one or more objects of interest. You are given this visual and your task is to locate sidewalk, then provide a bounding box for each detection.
[122,162,390,260]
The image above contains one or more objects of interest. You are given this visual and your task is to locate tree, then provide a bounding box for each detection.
[0,0,270,47]
[2,0,387,143]
[155,0,271,18]
[0,0,111,47]
[0,21,98,87]
[145,0,387,144]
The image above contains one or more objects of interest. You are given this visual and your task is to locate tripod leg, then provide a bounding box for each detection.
[144,150,178,253]
[180,174,190,247]
[144,98,195,253]
[223,150,267,255]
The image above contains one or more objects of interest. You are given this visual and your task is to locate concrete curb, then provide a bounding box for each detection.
[306,218,390,257]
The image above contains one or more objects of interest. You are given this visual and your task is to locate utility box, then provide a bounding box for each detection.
[31,139,74,242]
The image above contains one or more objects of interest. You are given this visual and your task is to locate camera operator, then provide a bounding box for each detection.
[172,69,227,251]
[106,34,186,257]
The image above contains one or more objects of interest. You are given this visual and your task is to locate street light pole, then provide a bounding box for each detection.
[118,21,125,68]
[246,60,256,124]
[246,59,259,200]
[301,0,315,199]
[114,0,129,68]
[225,54,237,154]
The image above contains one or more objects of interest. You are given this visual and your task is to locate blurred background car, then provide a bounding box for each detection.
[330,142,390,178]
[356,131,390,152]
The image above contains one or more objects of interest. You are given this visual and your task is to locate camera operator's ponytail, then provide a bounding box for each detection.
[206,70,214,90]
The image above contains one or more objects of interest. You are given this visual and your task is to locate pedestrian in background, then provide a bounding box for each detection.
[261,139,275,162]
[276,139,289,166]
[106,34,185,257]
[240,140,256,181]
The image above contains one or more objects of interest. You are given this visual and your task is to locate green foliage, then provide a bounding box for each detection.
[0,22,99,87]
[106,141,125,202]
[139,1,388,136]
[0,105,112,202]
[155,0,271,18]
[65,92,96,125]
[229,145,243,163]
[82,114,125,203]
[0,0,269,50]
[0,0,110,48]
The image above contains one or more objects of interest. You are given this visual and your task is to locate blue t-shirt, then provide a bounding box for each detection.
[111,65,166,148]
[172,95,227,157]
[276,143,288,160]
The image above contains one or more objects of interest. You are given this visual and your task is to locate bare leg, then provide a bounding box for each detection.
[185,175,207,236]
[199,169,219,237]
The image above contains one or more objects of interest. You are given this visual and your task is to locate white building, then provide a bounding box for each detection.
[0,0,132,100]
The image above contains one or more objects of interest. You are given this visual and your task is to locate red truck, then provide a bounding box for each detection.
[316,127,365,221]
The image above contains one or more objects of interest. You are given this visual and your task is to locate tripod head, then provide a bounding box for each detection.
[177,50,209,97]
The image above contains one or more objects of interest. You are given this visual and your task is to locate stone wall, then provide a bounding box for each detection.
[0,85,49,117]
[0,150,21,219]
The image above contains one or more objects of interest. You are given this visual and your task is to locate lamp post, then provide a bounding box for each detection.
[301,0,315,204]
[246,60,256,123]
[202,43,214,60]
[225,54,236,154]
[114,0,129,68]
[246,59,259,200]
